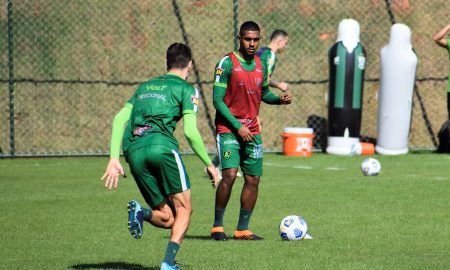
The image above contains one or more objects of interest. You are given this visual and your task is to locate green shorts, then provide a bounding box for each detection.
[127,145,190,208]
[217,133,263,176]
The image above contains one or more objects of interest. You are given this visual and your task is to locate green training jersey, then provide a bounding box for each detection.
[123,73,199,155]
[256,47,277,77]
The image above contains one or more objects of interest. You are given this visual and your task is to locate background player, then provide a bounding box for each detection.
[432,23,450,119]
[256,29,289,92]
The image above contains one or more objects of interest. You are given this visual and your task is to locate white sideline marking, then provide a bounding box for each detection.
[265,162,313,170]
[325,167,345,171]
[265,162,346,171]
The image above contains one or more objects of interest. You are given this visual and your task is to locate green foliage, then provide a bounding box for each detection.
[1,153,449,269]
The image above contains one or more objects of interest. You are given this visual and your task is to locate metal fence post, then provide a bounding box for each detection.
[7,0,15,158]
[233,0,238,51]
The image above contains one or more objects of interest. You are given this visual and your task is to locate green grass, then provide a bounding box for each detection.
[1,153,449,269]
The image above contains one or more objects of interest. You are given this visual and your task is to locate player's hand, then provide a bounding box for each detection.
[280,93,292,105]
[101,157,125,191]
[206,164,220,188]
[278,82,289,92]
[238,125,255,142]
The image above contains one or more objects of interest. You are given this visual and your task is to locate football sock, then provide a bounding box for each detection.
[142,207,153,222]
[213,208,226,227]
[236,208,253,231]
[163,241,180,265]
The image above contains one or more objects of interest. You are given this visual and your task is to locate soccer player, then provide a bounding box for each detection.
[432,23,450,119]
[210,21,292,241]
[101,43,220,270]
[256,29,289,92]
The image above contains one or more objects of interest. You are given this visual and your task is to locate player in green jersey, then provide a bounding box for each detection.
[433,23,450,119]
[256,29,289,92]
[207,29,290,178]
[101,43,220,270]
[210,21,292,241]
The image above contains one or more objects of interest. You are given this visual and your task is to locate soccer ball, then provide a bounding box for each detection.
[361,157,381,176]
[279,215,308,240]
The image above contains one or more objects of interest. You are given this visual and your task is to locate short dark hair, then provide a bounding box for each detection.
[270,29,288,41]
[166,43,192,70]
[239,21,260,36]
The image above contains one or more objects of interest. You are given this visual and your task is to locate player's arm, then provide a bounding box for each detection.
[101,103,132,191]
[261,64,292,105]
[265,50,289,92]
[269,80,289,92]
[432,23,450,48]
[212,58,243,131]
[183,112,219,188]
[213,87,242,130]
[183,112,211,166]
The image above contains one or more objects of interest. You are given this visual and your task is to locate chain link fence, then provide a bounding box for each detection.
[0,0,448,157]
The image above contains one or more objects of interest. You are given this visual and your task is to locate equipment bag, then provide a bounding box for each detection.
[437,120,450,153]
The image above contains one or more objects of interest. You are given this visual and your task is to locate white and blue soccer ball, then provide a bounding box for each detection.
[279,215,308,240]
[361,157,381,176]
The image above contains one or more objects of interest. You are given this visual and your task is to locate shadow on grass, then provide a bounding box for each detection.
[183,235,213,240]
[70,262,158,270]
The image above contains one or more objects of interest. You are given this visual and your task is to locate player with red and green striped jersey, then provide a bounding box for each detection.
[210,21,292,241]
[256,29,289,92]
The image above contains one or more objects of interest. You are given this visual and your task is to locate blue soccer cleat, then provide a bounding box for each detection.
[160,262,180,270]
[127,200,144,239]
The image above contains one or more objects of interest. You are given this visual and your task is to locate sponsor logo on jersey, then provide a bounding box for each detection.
[223,139,239,145]
[255,68,262,73]
[255,78,262,87]
[146,85,168,91]
[133,125,153,136]
[191,96,199,106]
[215,68,223,76]
[137,93,167,101]
[233,66,243,72]
[237,118,252,125]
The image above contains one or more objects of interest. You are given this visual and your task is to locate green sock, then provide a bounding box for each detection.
[163,241,180,265]
[142,207,152,222]
[236,208,252,231]
[213,208,226,227]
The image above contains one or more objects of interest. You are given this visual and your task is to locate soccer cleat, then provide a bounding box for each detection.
[210,226,229,241]
[233,230,264,240]
[160,262,180,270]
[127,200,144,239]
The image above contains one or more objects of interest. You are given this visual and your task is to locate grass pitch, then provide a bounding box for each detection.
[1,153,449,270]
